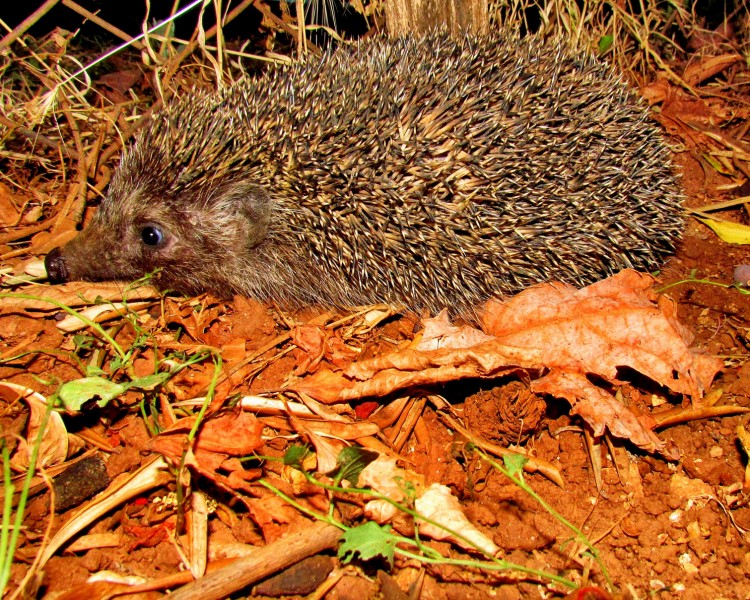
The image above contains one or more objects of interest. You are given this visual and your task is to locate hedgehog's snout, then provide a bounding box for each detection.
[45,247,70,284]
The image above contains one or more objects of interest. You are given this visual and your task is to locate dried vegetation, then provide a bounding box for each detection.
[2,1,750,599]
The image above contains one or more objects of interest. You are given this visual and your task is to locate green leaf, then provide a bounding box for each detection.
[283,444,312,469]
[57,372,172,412]
[85,364,107,377]
[598,35,613,54]
[72,334,95,352]
[336,446,379,486]
[338,522,398,567]
[130,372,171,390]
[58,377,129,411]
[502,453,529,478]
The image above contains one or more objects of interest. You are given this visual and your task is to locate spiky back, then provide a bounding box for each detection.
[125,32,682,312]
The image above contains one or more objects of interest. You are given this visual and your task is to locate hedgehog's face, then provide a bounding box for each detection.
[45,181,273,296]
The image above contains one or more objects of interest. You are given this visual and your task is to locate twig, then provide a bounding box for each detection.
[392,397,426,453]
[161,0,261,88]
[0,114,80,161]
[252,0,322,55]
[61,0,146,50]
[51,103,88,232]
[98,107,161,167]
[0,0,59,52]
[0,222,51,246]
[166,521,342,600]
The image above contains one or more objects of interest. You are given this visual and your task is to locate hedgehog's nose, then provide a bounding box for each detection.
[45,247,70,283]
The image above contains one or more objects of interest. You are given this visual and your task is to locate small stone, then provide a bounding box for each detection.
[733,264,750,286]
[253,555,334,597]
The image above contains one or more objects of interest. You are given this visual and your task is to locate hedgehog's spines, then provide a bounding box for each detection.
[55,31,683,314]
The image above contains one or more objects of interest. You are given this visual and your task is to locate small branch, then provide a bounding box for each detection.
[0,114,80,161]
[0,221,51,246]
[166,520,341,600]
[0,0,59,52]
[60,0,146,50]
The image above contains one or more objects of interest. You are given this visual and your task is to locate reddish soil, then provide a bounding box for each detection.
[3,40,750,600]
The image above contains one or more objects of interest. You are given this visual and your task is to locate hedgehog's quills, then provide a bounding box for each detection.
[45,32,683,315]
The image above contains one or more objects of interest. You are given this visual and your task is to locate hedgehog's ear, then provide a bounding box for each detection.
[219,182,273,247]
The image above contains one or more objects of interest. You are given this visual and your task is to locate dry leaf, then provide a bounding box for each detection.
[290,271,722,457]
[326,336,360,367]
[531,371,676,459]
[291,325,360,374]
[360,456,422,522]
[0,282,159,313]
[292,324,327,374]
[2,382,69,469]
[480,270,721,399]
[152,411,264,457]
[283,409,348,474]
[359,456,498,555]
[247,495,294,529]
[415,484,499,555]
[359,456,424,500]
[418,313,495,350]
[294,271,719,401]
[258,416,380,440]
[218,338,247,364]
[682,54,742,87]
[96,70,142,92]
[697,216,750,244]
[292,336,534,403]
[39,457,171,567]
[640,78,671,104]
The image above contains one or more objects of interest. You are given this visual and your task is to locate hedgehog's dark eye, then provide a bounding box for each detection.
[141,225,164,246]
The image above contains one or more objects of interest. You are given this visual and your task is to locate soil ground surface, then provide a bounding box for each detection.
[3,30,750,600]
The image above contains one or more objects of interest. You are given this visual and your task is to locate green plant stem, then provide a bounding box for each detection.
[0,348,87,375]
[0,443,14,594]
[258,477,577,590]
[0,399,53,595]
[172,349,223,525]
[187,350,222,442]
[304,474,493,557]
[393,547,576,587]
[476,449,612,587]
[656,277,750,295]
[258,478,347,531]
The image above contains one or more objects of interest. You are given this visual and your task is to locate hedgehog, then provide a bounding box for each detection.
[44,32,683,315]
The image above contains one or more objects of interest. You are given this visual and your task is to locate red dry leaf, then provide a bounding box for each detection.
[247,496,294,529]
[194,410,264,454]
[290,271,722,457]
[292,325,360,374]
[479,270,720,399]
[123,522,174,551]
[682,54,742,87]
[326,336,360,367]
[531,370,677,459]
[292,324,327,375]
[96,69,142,93]
[354,400,380,419]
[151,410,264,459]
